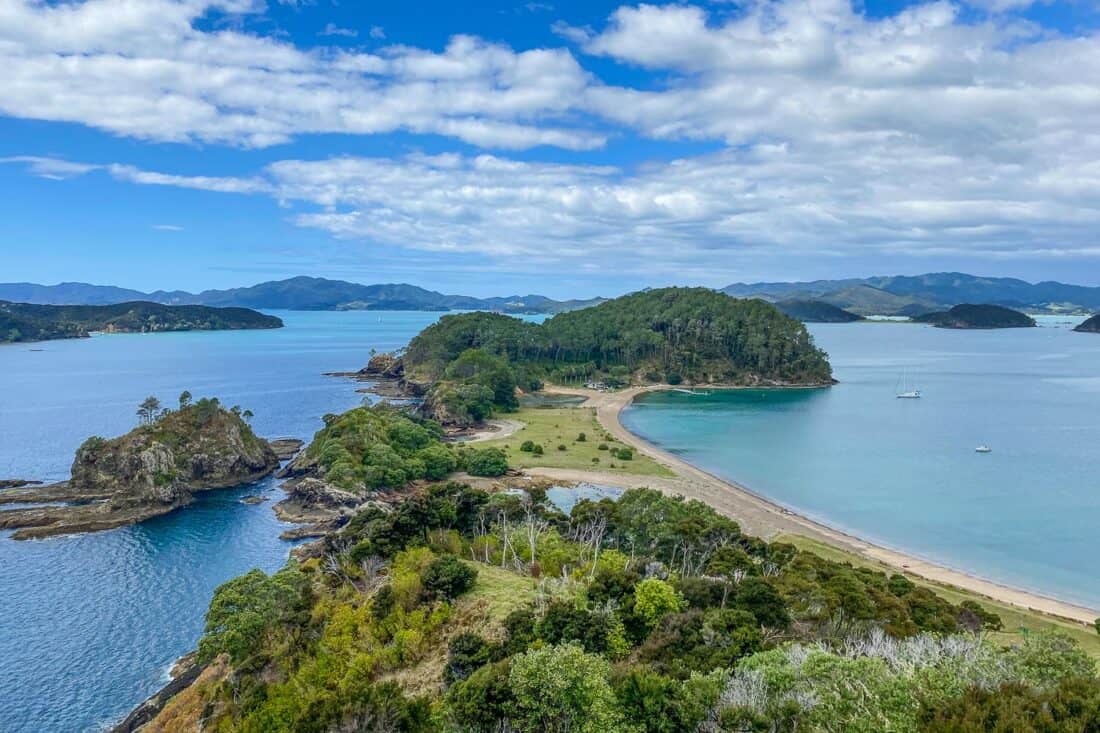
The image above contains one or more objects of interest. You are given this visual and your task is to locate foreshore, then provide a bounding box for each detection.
[529,386,1100,627]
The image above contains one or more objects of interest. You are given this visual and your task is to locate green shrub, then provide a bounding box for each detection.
[421,556,478,601]
[532,444,544,456]
[557,444,567,451]
[465,448,508,477]
[577,432,587,442]
[598,443,609,451]
[520,440,535,452]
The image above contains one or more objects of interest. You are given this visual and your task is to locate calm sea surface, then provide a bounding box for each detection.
[622,316,1100,610]
[3,312,1099,731]
[0,311,447,733]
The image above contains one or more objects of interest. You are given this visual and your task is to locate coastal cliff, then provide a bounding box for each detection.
[912,303,1036,329]
[0,398,280,539]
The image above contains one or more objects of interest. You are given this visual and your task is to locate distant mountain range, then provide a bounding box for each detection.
[722,273,1100,316]
[6,272,1099,319]
[0,277,606,315]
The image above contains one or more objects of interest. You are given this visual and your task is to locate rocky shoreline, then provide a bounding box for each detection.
[0,405,304,540]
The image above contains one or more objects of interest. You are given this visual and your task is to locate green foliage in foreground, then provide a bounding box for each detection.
[192,482,1099,733]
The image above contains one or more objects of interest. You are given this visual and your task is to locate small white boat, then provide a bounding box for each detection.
[896,369,921,399]
[975,445,992,453]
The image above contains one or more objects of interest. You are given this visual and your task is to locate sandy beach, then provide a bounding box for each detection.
[525,386,1100,627]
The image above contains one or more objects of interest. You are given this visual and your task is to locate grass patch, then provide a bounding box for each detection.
[482,407,673,478]
[780,534,1100,659]
[464,561,539,623]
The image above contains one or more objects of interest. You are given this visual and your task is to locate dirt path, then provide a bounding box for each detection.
[529,386,1100,626]
[462,419,526,444]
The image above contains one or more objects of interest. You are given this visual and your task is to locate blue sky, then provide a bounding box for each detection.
[2,0,1100,298]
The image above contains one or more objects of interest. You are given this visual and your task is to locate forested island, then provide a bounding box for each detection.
[0,301,282,343]
[0,395,293,538]
[366,288,833,426]
[1074,314,1100,333]
[774,299,864,323]
[912,303,1037,329]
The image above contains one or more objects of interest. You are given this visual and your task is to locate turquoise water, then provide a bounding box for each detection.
[622,316,1100,610]
[0,311,447,732]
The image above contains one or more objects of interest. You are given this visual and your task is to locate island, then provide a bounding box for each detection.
[0,300,282,343]
[1074,314,1100,333]
[0,396,289,539]
[359,287,833,427]
[774,299,864,323]
[912,303,1037,329]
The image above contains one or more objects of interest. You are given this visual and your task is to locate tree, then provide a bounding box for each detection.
[508,643,628,733]
[634,578,685,628]
[136,396,162,425]
[465,448,508,477]
[421,556,478,601]
[178,390,192,409]
[197,565,310,666]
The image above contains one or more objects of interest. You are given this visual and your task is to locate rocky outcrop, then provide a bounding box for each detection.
[0,401,280,539]
[0,479,41,490]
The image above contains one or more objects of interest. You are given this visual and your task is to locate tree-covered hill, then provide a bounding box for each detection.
[774,299,864,323]
[393,288,833,425]
[0,300,282,343]
[912,303,1036,329]
[403,288,833,388]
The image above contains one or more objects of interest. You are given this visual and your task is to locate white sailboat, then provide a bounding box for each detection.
[975,445,992,453]
[896,369,921,399]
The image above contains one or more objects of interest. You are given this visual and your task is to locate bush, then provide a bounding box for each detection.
[532,444,544,456]
[421,556,478,601]
[465,447,509,477]
[520,440,536,452]
[557,444,567,451]
[617,447,634,461]
[598,443,609,451]
[577,432,587,442]
[444,632,493,686]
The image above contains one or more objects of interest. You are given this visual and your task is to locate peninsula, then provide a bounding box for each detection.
[0,301,282,344]
[361,287,833,426]
[0,396,286,539]
[913,303,1037,329]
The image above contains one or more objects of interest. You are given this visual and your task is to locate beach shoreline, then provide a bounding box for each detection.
[529,385,1100,627]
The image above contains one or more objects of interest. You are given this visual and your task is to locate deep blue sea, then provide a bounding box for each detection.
[622,316,1100,610]
[0,311,447,733]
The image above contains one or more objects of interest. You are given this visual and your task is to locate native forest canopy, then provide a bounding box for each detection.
[182,478,1099,733]
[402,287,832,389]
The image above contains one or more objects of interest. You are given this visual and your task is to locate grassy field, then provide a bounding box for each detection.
[480,406,674,478]
[780,534,1100,659]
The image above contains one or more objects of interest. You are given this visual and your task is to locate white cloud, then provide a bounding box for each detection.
[318,23,357,38]
[10,138,1099,276]
[153,224,184,231]
[369,26,386,40]
[0,155,99,179]
[0,0,601,150]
